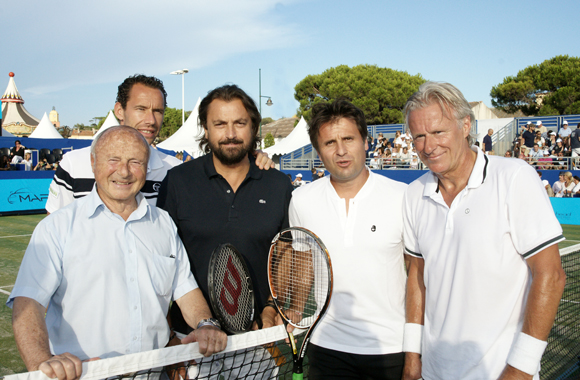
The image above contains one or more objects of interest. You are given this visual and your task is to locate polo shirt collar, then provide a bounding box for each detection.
[147,146,163,174]
[423,146,489,197]
[86,185,150,221]
[326,166,374,201]
[202,152,262,180]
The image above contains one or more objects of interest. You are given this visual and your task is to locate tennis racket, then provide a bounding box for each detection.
[268,227,333,380]
[207,243,256,334]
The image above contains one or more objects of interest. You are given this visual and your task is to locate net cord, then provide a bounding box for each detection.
[2,326,305,380]
[560,243,580,257]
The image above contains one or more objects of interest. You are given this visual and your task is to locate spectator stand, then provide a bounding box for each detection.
[516,115,580,137]
[368,124,406,139]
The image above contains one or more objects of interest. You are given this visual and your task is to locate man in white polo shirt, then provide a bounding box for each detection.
[401,82,566,380]
[289,99,409,379]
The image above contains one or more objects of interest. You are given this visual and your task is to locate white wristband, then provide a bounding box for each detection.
[403,323,423,354]
[507,332,548,375]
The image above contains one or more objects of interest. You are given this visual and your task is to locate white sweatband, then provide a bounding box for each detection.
[507,332,548,375]
[403,323,423,354]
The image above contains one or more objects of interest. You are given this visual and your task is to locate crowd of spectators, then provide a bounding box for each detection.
[367,130,418,169]
[505,120,580,172]
[498,120,580,197]
[548,171,580,197]
[0,141,62,171]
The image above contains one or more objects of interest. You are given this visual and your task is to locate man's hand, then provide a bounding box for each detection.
[498,365,534,380]
[253,150,275,170]
[401,352,422,380]
[182,326,227,357]
[253,305,282,330]
[165,333,192,380]
[38,353,83,380]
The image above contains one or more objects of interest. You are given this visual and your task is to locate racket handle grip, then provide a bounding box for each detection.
[293,362,303,379]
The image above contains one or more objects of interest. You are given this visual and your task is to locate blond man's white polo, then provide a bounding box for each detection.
[403,147,564,380]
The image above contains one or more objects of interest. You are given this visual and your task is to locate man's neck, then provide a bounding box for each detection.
[331,169,370,215]
[436,147,478,207]
[97,191,139,221]
[212,153,251,193]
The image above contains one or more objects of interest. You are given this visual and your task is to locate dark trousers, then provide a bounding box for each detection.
[307,344,405,380]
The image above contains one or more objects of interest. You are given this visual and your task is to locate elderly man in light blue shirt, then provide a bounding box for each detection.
[8,126,226,380]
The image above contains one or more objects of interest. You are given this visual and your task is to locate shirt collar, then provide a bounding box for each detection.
[326,166,373,200]
[86,185,150,221]
[202,152,262,180]
[423,146,489,197]
[147,146,163,174]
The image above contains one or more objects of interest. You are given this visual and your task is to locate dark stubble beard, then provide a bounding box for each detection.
[209,137,252,165]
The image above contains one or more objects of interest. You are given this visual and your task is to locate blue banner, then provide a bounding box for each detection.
[0,178,52,214]
[550,198,580,226]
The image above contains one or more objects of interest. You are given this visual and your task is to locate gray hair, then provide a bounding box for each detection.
[90,125,150,162]
[404,81,477,146]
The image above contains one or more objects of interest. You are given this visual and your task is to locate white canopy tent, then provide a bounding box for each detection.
[93,110,120,138]
[263,117,310,156]
[157,97,204,157]
[29,113,63,139]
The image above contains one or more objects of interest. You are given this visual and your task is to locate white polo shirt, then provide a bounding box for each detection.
[289,169,408,355]
[403,147,564,380]
[46,146,181,213]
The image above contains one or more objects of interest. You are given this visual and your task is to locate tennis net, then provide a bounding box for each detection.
[1,325,308,380]
[540,244,580,380]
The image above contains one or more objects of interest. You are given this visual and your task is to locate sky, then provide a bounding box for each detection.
[2,0,579,128]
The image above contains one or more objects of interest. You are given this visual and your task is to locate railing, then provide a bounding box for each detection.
[493,120,517,157]
[516,115,580,136]
[524,157,579,171]
[368,124,405,138]
[281,155,578,171]
[280,157,426,170]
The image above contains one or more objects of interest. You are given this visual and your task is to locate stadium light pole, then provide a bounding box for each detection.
[170,69,189,125]
[258,68,273,148]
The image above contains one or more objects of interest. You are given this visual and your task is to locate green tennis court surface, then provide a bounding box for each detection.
[0,215,578,378]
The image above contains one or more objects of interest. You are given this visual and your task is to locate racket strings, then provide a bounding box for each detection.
[270,230,330,328]
[213,246,254,332]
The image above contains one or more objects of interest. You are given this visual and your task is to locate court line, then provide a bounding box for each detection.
[0,234,32,239]
[0,288,11,295]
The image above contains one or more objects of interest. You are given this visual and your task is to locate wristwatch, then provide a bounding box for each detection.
[196,318,221,330]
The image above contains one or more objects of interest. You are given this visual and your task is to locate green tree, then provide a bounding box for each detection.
[262,117,274,125]
[58,126,72,138]
[264,132,275,148]
[73,123,90,130]
[294,64,425,124]
[97,116,108,129]
[490,55,580,116]
[158,107,184,140]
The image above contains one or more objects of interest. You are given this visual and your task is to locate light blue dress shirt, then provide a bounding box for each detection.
[8,187,198,360]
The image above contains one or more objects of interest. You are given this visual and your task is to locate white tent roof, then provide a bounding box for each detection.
[263,116,310,156]
[157,98,204,157]
[93,110,119,138]
[29,112,63,139]
[1,127,15,137]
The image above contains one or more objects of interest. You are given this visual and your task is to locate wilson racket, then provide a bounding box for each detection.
[207,243,256,334]
[268,227,333,380]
